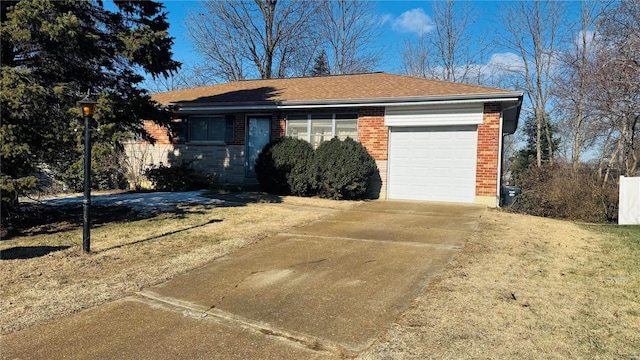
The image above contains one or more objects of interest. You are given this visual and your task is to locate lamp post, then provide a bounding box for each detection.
[78,94,97,254]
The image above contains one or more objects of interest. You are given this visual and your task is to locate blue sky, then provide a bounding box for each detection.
[160,1,506,74]
[149,0,582,90]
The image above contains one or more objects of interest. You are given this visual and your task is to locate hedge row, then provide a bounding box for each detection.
[255,137,378,200]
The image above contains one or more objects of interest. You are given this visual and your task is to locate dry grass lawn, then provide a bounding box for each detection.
[2,196,639,359]
[359,210,640,359]
[1,194,357,334]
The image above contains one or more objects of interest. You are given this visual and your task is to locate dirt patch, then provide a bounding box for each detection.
[358,210,640,359]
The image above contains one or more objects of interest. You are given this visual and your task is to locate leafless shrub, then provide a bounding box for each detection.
[512,162,618,223]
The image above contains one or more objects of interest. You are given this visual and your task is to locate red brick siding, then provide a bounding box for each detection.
[272,112,286,140]
[476,103,501,196]
[231,114,245,146]
[357,107,387,161]
[143,120,172,145]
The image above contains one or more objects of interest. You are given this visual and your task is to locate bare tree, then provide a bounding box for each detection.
[601,1,640,176]
[555,0,602,170]
[186,0,320,82]
[318,0,381,75]
[591,1,640,179]
[145,71,192,93]
[402,35,430,78]
[500,0,566,167]
[401,0,491,84]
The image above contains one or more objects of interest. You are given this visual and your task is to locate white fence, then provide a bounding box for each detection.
[619,176,640,225]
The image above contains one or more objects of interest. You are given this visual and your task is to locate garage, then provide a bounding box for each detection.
[385,104,482,203]
[388,126,478,203]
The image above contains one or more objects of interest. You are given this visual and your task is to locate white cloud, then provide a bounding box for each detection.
[392,8,434,35]
[379,14,393,26]
[414,52,525,86]
[574,30,600,53]
[486,52,526,74]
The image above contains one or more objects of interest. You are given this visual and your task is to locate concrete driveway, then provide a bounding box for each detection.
[2,200,484,359]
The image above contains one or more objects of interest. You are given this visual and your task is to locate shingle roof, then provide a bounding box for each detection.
[151,72,518,106]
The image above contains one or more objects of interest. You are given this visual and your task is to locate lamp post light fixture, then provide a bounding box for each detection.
[78,94,97,254]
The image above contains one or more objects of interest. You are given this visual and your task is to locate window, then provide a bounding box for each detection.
[286,113,357,147]
[186,116,235,143]
[334,113,358,141]
[170,119,188,143]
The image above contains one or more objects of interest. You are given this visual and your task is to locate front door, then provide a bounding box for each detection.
[246,117,271,177]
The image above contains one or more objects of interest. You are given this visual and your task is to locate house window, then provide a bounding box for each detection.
[170,119,188,143]
[188,116,235,143]
[189,116,226,142]
[286,113,358,147]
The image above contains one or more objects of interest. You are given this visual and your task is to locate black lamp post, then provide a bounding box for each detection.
[78,94,97,253]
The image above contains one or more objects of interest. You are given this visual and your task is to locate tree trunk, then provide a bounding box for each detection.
[536,108,543,167]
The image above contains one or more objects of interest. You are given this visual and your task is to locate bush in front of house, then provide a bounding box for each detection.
[144,160,213,191]
[313,137,377,200]
[255,137,315,196]
[59,143,129,191]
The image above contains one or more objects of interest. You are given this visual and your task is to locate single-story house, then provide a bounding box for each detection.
[129,72,522,206]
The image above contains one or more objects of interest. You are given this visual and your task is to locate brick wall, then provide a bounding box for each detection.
[475,103,501,197]
[133,118,247,184]
[143,120,172,145]
[357,107,388,161]
[357,108,387,199]
[231,114,245,146]
[272,112,286,140]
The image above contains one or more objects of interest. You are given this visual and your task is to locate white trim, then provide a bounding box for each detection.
[496,111,504,207]
[331,113,336,135]
[384,103,483,127]
[386,126,392,199]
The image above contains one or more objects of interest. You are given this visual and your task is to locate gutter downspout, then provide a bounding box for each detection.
[498,100,523,207]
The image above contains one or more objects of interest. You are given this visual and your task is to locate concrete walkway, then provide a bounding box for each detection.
[1,201,484,360]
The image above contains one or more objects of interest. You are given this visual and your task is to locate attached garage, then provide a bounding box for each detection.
[388,126,478,203]
[385,103,483,204]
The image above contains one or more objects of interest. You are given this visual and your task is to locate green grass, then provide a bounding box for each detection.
[587,224,640,247]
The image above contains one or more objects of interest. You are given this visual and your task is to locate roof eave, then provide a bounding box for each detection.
[168,91,524,114]
[500,95,523,135]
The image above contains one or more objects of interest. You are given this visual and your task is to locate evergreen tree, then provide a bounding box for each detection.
[310,50,330,76]
[1,0,180,218]
[509,114,561,184]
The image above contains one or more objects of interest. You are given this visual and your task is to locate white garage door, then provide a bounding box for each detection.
[388,126,478,203]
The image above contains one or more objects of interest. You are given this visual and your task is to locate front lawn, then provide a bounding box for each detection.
[360,211,640,359]
[0,194,355,334]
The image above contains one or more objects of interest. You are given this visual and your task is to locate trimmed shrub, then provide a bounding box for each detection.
[254,137,315,196]
[144,161,213,191]
[313,137,377,200]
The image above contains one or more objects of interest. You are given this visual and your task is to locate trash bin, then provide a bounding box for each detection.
[501,186,521,206]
